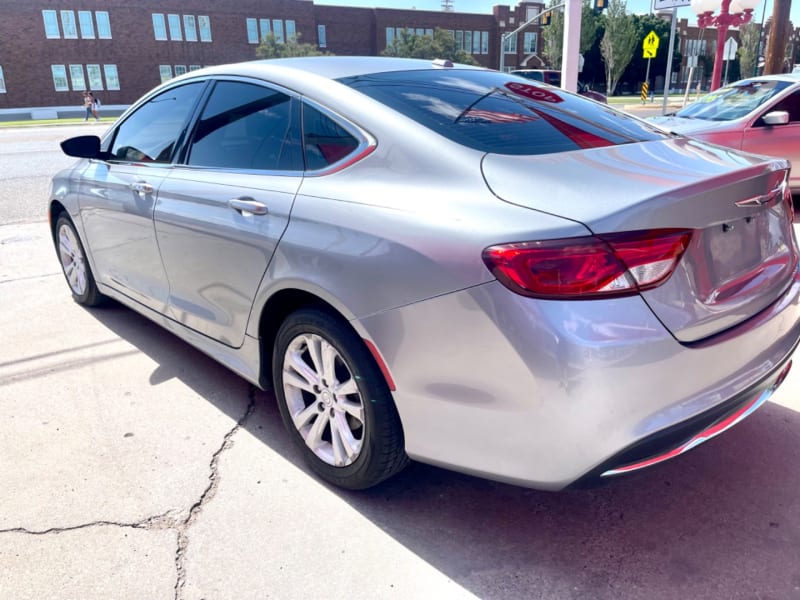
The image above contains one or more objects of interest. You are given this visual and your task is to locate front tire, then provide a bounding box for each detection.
[55,214,104,307]
[273,308,408,490]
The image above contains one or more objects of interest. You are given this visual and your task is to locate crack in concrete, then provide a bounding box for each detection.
[173,385,258,600]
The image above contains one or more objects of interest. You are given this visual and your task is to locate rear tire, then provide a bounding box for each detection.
[272,308,408,490]
[55,214,104,307]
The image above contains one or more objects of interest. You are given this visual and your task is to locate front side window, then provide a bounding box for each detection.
[87,64,103,90]
[198,16,211,41]
[104,64,120,90]
[61,11,78,39]
[339,70,666,156]
[159,65,172,83]
[153,14,167,41]
[247,18,258,44]
[96,11,111,38]
[762,90,800,123]
[302,103,361,171]
[676,79,792,121]
[184,15,197,41]
[69,64,86,91]
[43,10,60,38]
[110,82,205,164]
[51,65,69,91]
[318,25,327,48]
[168,14,182,41]
[187,81,302,171]
[78,11,95,39]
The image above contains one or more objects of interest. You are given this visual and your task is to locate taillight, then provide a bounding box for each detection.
[482,229,692,299]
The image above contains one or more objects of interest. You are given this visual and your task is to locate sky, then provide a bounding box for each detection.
[313,0,800,26]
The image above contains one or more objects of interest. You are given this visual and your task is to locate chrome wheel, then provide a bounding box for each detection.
[58,222,87,296]
[282,333,365,467]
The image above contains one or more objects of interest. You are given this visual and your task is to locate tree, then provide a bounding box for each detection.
[256,33,327,59]
[382,28,477,64]
[542,2,565,68]
[738,22,760,79]
[600,0,637,95]
[623,14,680,93]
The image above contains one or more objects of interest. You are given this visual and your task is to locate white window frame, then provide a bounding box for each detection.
[69,64,86,91]
[464,31,472,53]
[286,20,296,41]
[184,15,197,42]
[386,27,395,47]
[87,64,103,90]
[43,10,60,39]
[51,65,69,91]
[318,24,327,48]
[259,19,271,39]
[159,65,173,83]
[0,66,6,94]
[61,10,78,39]
[104,64,120,90]
[247,18,258,44]
[272,19,284,43]
[481,31,489,54]
[174,65,187,76]
[189,64,202,71]
[78,11,95,39]
[96,11,111,39]
[167,14,182,41]
[523,31,538,54]
[198,16,211,42]
[153,14,167,41]
[503,33,517,54]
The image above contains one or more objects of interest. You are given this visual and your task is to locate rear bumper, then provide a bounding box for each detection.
[358,266,800,490]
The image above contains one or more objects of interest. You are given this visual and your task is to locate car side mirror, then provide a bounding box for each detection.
[60,135,108,159]
[761,111,790,126]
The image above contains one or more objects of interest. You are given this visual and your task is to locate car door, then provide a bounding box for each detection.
[154,79,304,347]
[78,81,206,312]
[742,87,800,190]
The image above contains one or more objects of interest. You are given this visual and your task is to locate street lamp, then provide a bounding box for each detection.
[690,0,760,91]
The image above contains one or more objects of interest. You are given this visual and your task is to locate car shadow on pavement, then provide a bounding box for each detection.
[89,301,800,600]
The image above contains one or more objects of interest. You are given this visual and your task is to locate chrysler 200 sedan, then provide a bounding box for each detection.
[50,57,800,491]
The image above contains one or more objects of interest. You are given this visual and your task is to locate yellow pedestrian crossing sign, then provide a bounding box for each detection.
[643,31,659,58]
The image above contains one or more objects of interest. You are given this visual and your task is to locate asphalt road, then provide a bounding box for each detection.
[1,125,800,600]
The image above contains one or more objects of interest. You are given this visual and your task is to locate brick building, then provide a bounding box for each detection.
[0,0,550,109]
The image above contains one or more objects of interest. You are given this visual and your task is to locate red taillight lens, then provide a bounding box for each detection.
[483,229,692,299]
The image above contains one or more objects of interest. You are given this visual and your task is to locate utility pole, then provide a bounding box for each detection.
[764,0,791,73]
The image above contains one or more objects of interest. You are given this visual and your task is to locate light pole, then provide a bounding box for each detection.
[690,0,760,91]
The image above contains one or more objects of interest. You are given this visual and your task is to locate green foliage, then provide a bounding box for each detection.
[738,22,760,79]
[256,33,328,59]
[542,2,565,68]
[600,0,637,95]
[625,14,681,91]
[382,28,478,64]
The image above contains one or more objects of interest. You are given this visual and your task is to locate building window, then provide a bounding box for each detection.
[43,10,60,38]
[198,16,211,42]
[425,28,433,36]
[87,64,103,90]
[61,11,78,39]
[523,32,538,53]
[455,30,463,50]
[526,7,538,21]
[472,30,481,54]
[272,19,284,43]
[481,31,489,54]
[51,65,69,91]
[175,65,187,76]
[78,11,95,38]
[0,66,6,93]
[69,64,86,90]
[386,27,395,46]
[286,20,296,41]
[189,64,202,71]
[96,11,111,39]
[464,31,472,53]
[153,14,167,40]
[159,65,173,82]
[184,15,197,41]
[168,14,182,41]
[318,24,327,48]
[503,33,517,54]
[104,64,120,90]
[259,18,271,39]
[247,18,259,44]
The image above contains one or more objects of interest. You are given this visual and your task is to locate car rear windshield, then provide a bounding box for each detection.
[338,69,666,155]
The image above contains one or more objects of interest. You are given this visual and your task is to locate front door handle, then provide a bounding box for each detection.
[130,181,154,195]
[229,197,268,216]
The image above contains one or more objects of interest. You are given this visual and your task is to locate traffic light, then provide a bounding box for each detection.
[593,0,607,11]
[541,11,552,26]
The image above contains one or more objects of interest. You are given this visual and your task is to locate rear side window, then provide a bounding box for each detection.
[339,69,666,155]
[302,103,360,170]
[187,81,303,171]
[110,82,204,163]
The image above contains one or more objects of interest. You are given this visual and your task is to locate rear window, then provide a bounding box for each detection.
[338,69,666,155]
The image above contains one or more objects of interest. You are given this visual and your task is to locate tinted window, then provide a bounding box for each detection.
[765,89,800,123]
[339,70,665,155]
[187,81,303,171]
[110,82,204,163]
[302,103,360,170]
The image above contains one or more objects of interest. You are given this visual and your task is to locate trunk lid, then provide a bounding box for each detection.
[481,138,797,342]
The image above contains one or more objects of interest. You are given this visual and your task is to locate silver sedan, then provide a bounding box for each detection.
[49,57,800,490]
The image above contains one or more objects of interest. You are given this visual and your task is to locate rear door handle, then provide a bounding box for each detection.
[228,197,268,216]
[130,181,154,195]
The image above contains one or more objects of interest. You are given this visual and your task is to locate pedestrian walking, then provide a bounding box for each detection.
[82,91,96,122]
[91,94,100,121]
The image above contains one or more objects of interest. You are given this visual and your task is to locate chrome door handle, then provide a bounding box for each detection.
[229,197,268,216]
[130,181,154,195]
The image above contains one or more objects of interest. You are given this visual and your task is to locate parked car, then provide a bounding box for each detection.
[649,73,800,193]
[51,57,800,491]
[510,68,608,103]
